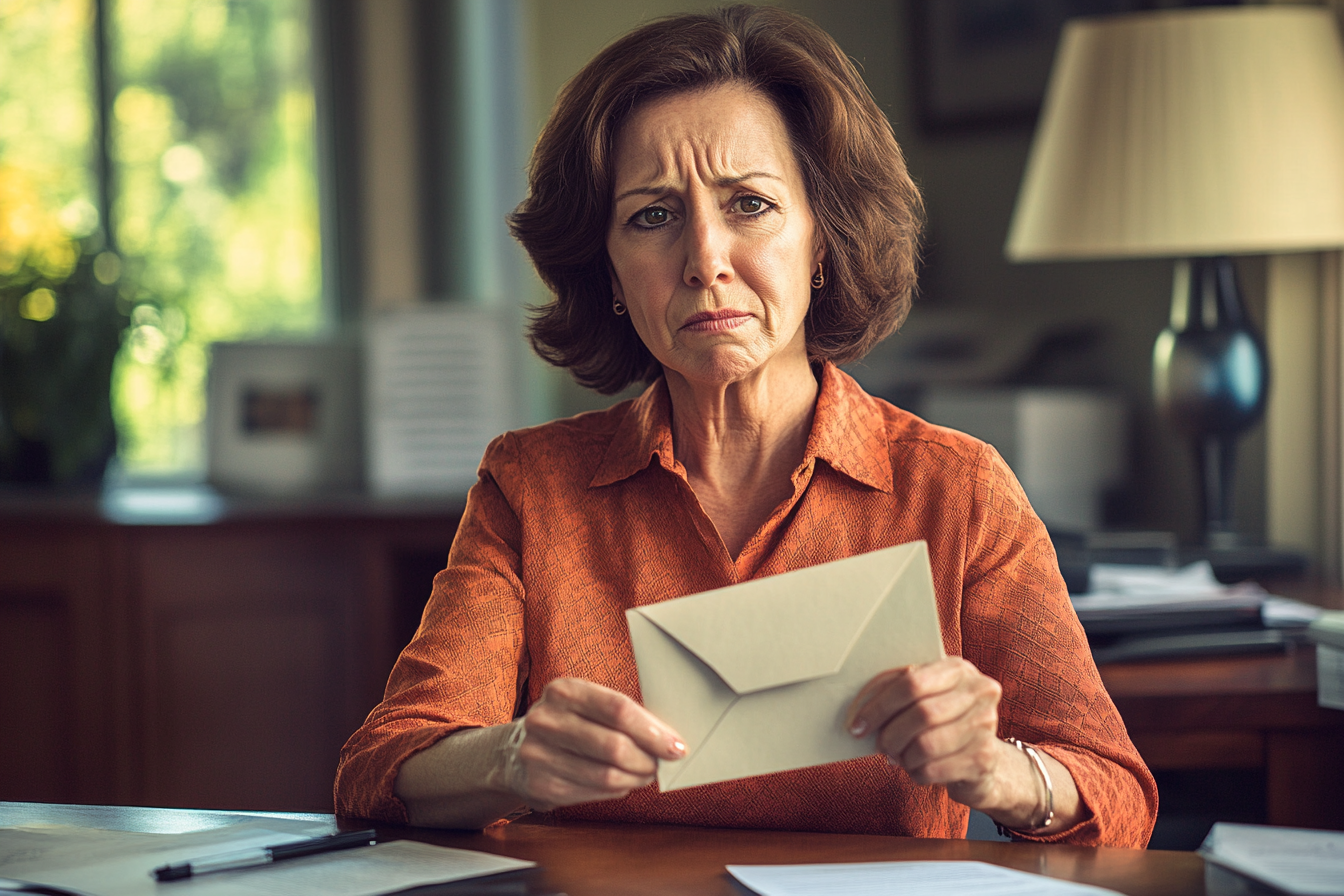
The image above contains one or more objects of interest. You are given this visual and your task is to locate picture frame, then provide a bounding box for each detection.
[911,0,1139,133]
[206,339,363,495]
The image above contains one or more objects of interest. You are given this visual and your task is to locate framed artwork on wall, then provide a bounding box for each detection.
[911,0,1140,133]
[206,340,363,495]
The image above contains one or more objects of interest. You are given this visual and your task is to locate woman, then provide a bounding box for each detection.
[336,5,1157,846]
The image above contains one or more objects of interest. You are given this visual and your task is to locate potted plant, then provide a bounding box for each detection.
[0,240,130,486]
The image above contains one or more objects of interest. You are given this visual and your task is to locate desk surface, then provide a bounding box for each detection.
[0,802,1205,896]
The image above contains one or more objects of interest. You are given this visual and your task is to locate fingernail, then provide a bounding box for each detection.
[671,739,687,756]
[849,719,867,736]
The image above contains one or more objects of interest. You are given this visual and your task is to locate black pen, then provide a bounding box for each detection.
[152,829,377,882]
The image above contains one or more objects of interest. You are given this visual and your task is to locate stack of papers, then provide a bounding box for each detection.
[1072,563,1268,633]
[0,822,533,896]
[1070,562,1324,663]
[1200,823,1344,895]
[728,861,1125,895]
[1308,612,1344,710]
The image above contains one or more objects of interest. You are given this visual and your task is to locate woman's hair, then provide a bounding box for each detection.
[508,4,924,394]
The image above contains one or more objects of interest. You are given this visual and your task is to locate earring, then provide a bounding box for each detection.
[613,298,627,315]
[811,263,825,290]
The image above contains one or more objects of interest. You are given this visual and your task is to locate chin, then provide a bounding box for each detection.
[668,346,773,387]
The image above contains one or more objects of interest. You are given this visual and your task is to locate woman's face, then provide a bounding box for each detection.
[607,83,823,388]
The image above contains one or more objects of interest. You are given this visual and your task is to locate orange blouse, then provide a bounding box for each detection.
[335,363,1157,846]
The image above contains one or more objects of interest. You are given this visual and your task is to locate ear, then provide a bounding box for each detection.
[813,240,827,267]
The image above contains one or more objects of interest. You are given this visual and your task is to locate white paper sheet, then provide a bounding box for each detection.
[364,306,518,496]
[0,822,327,873]
[727,861,1126,896]
[1200,822,1344,895]
[1,825,534,896]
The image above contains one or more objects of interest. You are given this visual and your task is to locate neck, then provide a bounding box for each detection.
[664,355,820,497]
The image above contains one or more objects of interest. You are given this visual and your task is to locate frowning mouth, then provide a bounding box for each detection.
[681,310,751,332]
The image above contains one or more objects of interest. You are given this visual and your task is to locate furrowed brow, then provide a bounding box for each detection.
[716,171,782,187]
[613,186,668,204]
[613,171,784,205]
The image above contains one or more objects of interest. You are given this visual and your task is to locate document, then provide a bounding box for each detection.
[1071,562,1267,621]
[0,823,534,896]
[727,860,1125,895]
[365,306,518,496]
[626,541,945,791]
[1199,822,1344,895]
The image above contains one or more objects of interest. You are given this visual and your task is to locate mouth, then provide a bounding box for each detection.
[680,310,752,332]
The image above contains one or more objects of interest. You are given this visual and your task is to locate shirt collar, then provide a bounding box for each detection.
[590,378,677,488]
[590,361,892,492]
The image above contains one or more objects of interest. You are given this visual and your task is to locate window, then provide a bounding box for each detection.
[0,0,323,477]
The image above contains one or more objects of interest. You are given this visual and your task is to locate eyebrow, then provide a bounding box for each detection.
[613,171,783,205]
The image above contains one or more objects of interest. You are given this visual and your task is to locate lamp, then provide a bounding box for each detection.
[1006,6,1344,550]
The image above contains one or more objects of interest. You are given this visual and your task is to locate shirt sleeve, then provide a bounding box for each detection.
[959,443,1158,848]
[333,434,527,823]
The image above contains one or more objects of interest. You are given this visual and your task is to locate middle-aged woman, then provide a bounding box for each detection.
[336,5,1157,846]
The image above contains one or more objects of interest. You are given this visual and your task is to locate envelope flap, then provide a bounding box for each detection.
[632,542,925,695]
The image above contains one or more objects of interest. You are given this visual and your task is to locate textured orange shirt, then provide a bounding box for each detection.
[335,363,1157,846]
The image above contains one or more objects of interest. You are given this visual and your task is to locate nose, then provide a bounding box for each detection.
[682,211,733,289]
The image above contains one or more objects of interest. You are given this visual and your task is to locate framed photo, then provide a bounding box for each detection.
[207,340,362,495]
[912,0,1138,133]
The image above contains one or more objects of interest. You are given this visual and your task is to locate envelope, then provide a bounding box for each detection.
[625,540,945,791]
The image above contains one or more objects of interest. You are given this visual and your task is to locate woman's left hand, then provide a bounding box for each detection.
[844,657,1007,810]
[845,657,1085,833]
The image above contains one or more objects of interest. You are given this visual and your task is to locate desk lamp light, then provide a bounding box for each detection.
[1005,6,1344,550]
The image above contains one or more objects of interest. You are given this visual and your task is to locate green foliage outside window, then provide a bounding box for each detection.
[0,0,322,478]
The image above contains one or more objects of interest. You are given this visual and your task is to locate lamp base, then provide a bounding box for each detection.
[1153,256,1269,551]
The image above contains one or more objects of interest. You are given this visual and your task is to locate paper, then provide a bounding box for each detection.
[364,306,518,496]
[727,861,1125,896]
[1309,611,1344,649]
[626,541,945,791]
[1200,822,1344,895]
[1263,597,1325,629]
[1070,562,1269,632]
[0,822,328,874]
[0,824,534,896]
[1088,560,1227,595]
[1072,562,1267,611]
[1320,645,1344,711]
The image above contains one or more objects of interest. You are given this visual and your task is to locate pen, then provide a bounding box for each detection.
[151,829,377,882]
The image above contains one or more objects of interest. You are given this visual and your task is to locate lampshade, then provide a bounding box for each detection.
[1005,6,1344,261]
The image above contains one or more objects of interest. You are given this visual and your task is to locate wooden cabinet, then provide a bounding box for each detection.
[1099,646,1344,831]
[0,524,122,805]
[0,495,460,812]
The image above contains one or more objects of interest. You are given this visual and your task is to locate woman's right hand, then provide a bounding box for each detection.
[494,677,686,811]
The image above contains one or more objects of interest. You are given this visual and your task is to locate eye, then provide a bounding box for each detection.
[629,205,673,228]
[733,195,771,215]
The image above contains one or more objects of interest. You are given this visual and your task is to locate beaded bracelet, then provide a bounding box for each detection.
[996,737,1055,837]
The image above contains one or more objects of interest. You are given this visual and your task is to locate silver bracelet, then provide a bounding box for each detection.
[1001,737,1055,833]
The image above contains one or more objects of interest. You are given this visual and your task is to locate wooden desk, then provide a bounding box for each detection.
[0,802,1205,896]
[1099,644,1344,830]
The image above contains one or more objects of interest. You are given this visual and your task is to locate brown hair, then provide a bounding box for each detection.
[508,4,924,394]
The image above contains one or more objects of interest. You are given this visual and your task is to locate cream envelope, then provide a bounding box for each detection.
[625,540,945,791]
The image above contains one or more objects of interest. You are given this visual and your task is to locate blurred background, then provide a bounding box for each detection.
[2,0,1285,543]
[3,0,1343,846]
